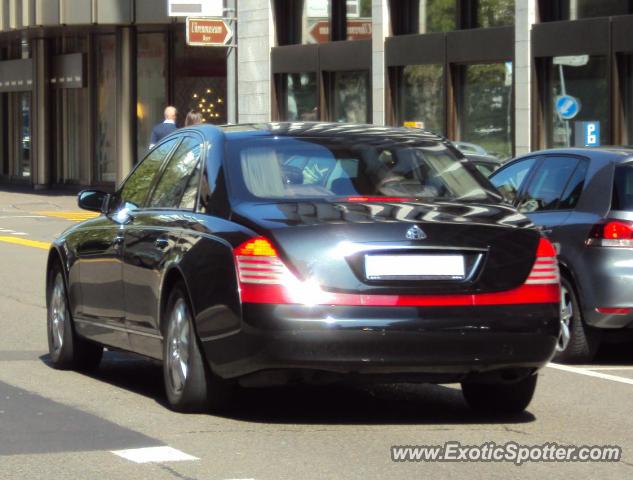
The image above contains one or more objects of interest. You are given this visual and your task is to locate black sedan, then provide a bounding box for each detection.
[46,123,560,414]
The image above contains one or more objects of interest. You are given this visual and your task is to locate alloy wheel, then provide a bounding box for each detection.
[49,274,66,356]
[557,285,572,352]
[166,298,191,395]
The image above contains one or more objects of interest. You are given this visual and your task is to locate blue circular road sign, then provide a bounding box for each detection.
[555,95,581,120]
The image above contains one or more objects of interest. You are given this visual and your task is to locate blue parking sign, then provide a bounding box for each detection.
[574,121,600,147]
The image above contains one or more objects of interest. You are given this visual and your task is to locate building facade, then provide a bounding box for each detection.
[2,0,633,190]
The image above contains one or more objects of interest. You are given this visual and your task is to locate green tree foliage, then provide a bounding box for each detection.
[476,0,514,28]
[426,0,456,33]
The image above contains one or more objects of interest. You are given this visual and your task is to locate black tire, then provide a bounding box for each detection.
[553,277,600,364]
[462,374,537,414]
[47,263,103,371]
[162,282,232,412]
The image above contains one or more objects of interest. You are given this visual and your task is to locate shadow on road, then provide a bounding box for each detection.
[593,342,633,365]
[41,351,536,426]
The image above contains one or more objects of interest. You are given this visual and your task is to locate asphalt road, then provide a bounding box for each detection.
[0,189,632,479]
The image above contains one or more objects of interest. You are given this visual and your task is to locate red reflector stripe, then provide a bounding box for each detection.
[345,196,411,203]
[596,307,632,315]
[240,283,560,306]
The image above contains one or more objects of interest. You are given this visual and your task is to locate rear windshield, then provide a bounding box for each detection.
[226,137,498,203]
[612,164,633,211]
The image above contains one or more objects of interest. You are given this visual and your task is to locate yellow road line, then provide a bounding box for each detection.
[0,236,50,250]
[35,211,99,222]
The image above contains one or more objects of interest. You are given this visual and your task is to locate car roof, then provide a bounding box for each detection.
[513,147,633,164]
[187,122,448,145]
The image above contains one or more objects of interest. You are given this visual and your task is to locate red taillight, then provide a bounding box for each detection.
[525,238,560,285]
[587,220,633,247]
[234,237,288,285]
[234,237,326,304]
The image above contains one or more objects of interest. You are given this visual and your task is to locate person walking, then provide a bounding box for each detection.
[149,106,177,148]
[185,110,203,126]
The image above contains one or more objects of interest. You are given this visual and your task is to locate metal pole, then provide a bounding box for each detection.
[559,64,570,147]
[226,0,237,124]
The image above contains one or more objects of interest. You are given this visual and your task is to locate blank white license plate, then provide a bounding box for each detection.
[365,254,465,279]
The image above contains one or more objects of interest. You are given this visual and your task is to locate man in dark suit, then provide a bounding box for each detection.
[149,106,178,148]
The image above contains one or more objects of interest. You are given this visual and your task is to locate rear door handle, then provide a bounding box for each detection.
[154,238,170,249]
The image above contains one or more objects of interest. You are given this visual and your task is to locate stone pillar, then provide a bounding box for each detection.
[514,0,537,156]
[237,0,275,123]
[33,37,49,188]
[372,0,389,125]
[116,26,135,183]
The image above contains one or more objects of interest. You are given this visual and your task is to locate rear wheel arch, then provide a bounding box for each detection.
[46,247,66,301]
[558,263,585,320]
[160,267,196,335]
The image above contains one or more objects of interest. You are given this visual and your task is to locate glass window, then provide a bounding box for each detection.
[398,64,445,134]
[95,35,117,183]
[280,73,319,121]
[390,0,456,34]
[173,30,227,125]
[302,0,331,44]
[118,139,178,209]
[149,137,203,209]
[328,70,370,123]
[422,0,456,33]
[621,55,633,145]
[458,62,513,161]
[490,157,537,203]
[518,156,580,213]
[540,0,633,21]
[137,33,168,160]
[544,55,609,148]
[228,137,495,202]
[612,164,633,211]
[473,162,497,177]
[16,92,31,178]
[474,0,514,28]
[559,159,588,210]
[345,0,372,41]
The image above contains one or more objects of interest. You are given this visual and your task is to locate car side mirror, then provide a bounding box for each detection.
[78,190,109,214]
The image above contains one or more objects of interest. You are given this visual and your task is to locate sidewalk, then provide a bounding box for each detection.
[0,188,80,214]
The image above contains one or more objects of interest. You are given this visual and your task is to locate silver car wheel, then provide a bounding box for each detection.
[166,298,191,395]
[49,273,66,355]
[557,285,572,352]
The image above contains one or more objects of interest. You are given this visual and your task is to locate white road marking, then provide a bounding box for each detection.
[548,363,633,385]
[583,366,633,371]
[111,446,199,464]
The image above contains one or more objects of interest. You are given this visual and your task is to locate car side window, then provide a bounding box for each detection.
[558,159,589,210]
[148,137,203,210]
[489,157,537,203]
[517,156,580,213]
[118,139,178,209]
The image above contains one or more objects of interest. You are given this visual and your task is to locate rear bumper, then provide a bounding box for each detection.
[575,248,633,328]
[203,303,560,383]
